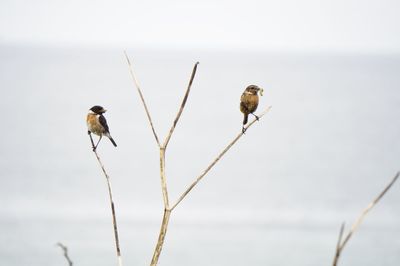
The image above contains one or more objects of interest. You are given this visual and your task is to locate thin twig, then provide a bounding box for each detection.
[332,223,345,266]
[170,106,272,211]
[56,242,73,266]
[163,62,199,149]
[332,171,400,266]
[124,51,161,147]
[91,147,123,266]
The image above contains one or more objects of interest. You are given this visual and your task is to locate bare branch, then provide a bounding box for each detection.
[332,171,400,266]
[163,62,199,149]
[124,51,161,147]
[170,106,272,211]
[91,146,123,266]
[56,242,73,266]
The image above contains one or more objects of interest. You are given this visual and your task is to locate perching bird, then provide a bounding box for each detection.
[87,105,117,151]
[240,85,263,133]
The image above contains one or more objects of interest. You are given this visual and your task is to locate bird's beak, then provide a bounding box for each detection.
[102,109,107,113]
[259,88,264,96]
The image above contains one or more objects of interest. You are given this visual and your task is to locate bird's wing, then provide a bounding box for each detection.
[241,92,253,105]
[240,92,246,103]
[99,115,110,133]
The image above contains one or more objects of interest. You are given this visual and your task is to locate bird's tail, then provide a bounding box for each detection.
[243,114,248,125]
[106,133,117,147]
[109,137,117,147]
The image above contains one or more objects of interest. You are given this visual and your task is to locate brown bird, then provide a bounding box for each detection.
[87,105,117,151]
[240,85,263,133]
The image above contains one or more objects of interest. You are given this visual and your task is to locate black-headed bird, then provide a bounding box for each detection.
[87,105,117,151]
[240,85,263,133]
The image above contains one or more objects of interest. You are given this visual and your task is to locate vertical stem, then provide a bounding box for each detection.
[159,147,169,209]
[150,148,170,266]
[150,209,171,266]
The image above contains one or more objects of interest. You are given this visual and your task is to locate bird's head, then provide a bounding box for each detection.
[89,105,107,114]
[245,85,264,96]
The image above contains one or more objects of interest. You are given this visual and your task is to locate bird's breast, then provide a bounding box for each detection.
[87,114,104,136]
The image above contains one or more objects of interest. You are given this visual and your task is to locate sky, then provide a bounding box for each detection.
[1,0,400,53]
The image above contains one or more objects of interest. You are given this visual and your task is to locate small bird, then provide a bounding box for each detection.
[240,85,263,133]
[87,105,117,151]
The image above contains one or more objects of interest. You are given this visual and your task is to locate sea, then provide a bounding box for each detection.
[0,44,399,266]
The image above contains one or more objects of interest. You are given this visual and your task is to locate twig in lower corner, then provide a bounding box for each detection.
[332,171,400,266]
[56,242,73,266]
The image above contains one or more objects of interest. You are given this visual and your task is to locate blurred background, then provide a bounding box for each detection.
[0,1,399,265]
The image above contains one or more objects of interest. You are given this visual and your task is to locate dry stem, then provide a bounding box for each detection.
[150,209,171,266]
[159,148,170,208]
[89,137,123,266]
[332,171,400,266]
[125,54,270,265]
[56,242,73,266]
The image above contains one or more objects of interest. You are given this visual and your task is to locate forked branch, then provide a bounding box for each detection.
[332,171,400,266]
[125,54,270,266]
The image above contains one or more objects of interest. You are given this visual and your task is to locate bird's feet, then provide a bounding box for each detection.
[251,113,259,121]
[242,126,247,134]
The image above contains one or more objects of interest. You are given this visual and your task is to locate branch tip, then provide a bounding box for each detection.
[56,242,73,266]
[332,171,400,266]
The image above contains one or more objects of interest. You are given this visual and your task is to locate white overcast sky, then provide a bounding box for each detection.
[1,0,400,53]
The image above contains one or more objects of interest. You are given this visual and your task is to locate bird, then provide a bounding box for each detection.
[240,85,263,133]
[87,105,117,151]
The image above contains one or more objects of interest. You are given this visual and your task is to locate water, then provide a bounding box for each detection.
[0,44,399,265]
